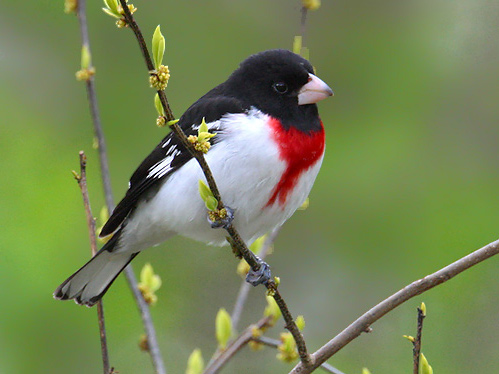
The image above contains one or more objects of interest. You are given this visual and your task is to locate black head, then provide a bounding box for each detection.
[221,49,331,131]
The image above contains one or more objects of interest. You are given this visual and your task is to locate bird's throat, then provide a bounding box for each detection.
[265,117,325,207]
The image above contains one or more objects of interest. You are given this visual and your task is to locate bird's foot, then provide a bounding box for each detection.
[208,206,235,229]
[246,257,272,286]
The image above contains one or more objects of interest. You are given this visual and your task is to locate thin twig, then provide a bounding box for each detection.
[251,337,344,374]
[118,2,312,367]
[231,227,281,330]
[203,317,272,374]
[413,306,425,374]
[300,7,308,44]
[123,266,167,374]
[74,151,110,374]
[76,0,114,210]
[74,2,166,373]
[289,239,499,374]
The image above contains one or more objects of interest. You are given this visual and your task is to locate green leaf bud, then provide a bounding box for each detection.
[205,196,218,211]
[302,0,321,11]
[138,263,162,305]
[104,0,120,15]
[215,308,232,350]
[293,36,302,55]
[186,348,204,374]
[198,180,213,202]
[420,353,433,374]
[420,302,427,317]
[403,334,415,343]
[152,25,166,70]
[81,45,91,70]
[154,93,164,116]
[166,119,180,127]
[249,234,267,255]
[298,197,309,210]
[264,295,282,326]
[295,315,305,331]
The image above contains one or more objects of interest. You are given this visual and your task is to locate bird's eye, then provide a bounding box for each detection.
[272,82,288,94]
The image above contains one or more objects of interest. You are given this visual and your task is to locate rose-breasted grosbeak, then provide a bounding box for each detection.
[54,49,333,306]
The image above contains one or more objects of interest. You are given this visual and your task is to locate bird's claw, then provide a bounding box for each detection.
[209,206,235,229]
[246,259,272,286]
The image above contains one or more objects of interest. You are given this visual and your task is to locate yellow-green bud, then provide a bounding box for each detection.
[277,332,298,363]
[156,116,166,127]
[298,197,309,210]
[302,0,321,11]
[138,334,149,352]
[149,65,170,90]
[152,25,166,70]
[198,180,218,211]
[65,0,78,14]
[186,348,204,374]
[166,119,180,127]
[273,276,280,287]
[215,308,232,350]
[403,335,415,343]
[249,234,267,255]
[75,67,95,81]
[264,295,281,326]
[236,259,250,278]
[420,353,433,374]
[420,302,427,317]
[137,263,162,305]
[295,315,305,331]
[103,0,120,16]
[81,45,91,70]
[293,35,302,55]
[154,93,164,116]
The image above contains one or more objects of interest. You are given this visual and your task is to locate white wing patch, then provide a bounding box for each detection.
[150,119,220,179]
[147,148,181,179]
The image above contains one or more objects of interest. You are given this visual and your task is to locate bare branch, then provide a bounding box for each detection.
[251,336,344,374]
[289,239,499,374]
[74,2,166,372]
[231,227,281,330]
[300,7,308,44]
[117,2,312,367]
[76,0,114,210]
[413,306,426,374]
[74,151,110,374]
[203,317,272,374]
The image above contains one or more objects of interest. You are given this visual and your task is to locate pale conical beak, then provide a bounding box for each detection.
[297,73,334,105]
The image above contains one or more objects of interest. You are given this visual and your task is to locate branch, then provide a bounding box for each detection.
[203,317,272,374]
[254,337,344,374]
[118,1,312,367]
[300,7,308,44]
[73,151,110,374]
[413,305,426,374]
[74,2,166,373]
[76,0,114,210]
[231,227,281,330]
[289,239,499,374]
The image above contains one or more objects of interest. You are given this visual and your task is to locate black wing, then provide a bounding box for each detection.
[99,95,248,237]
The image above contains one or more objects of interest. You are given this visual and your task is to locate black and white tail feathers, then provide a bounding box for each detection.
[54,234,138,307]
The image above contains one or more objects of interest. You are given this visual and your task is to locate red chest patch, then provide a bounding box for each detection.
[265,117,325,207]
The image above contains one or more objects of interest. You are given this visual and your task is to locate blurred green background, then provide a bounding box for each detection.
[1,0,498,373]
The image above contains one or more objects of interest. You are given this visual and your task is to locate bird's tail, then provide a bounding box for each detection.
[54,235,138,307]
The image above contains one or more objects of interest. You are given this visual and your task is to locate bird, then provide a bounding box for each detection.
[54,49,333,307]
